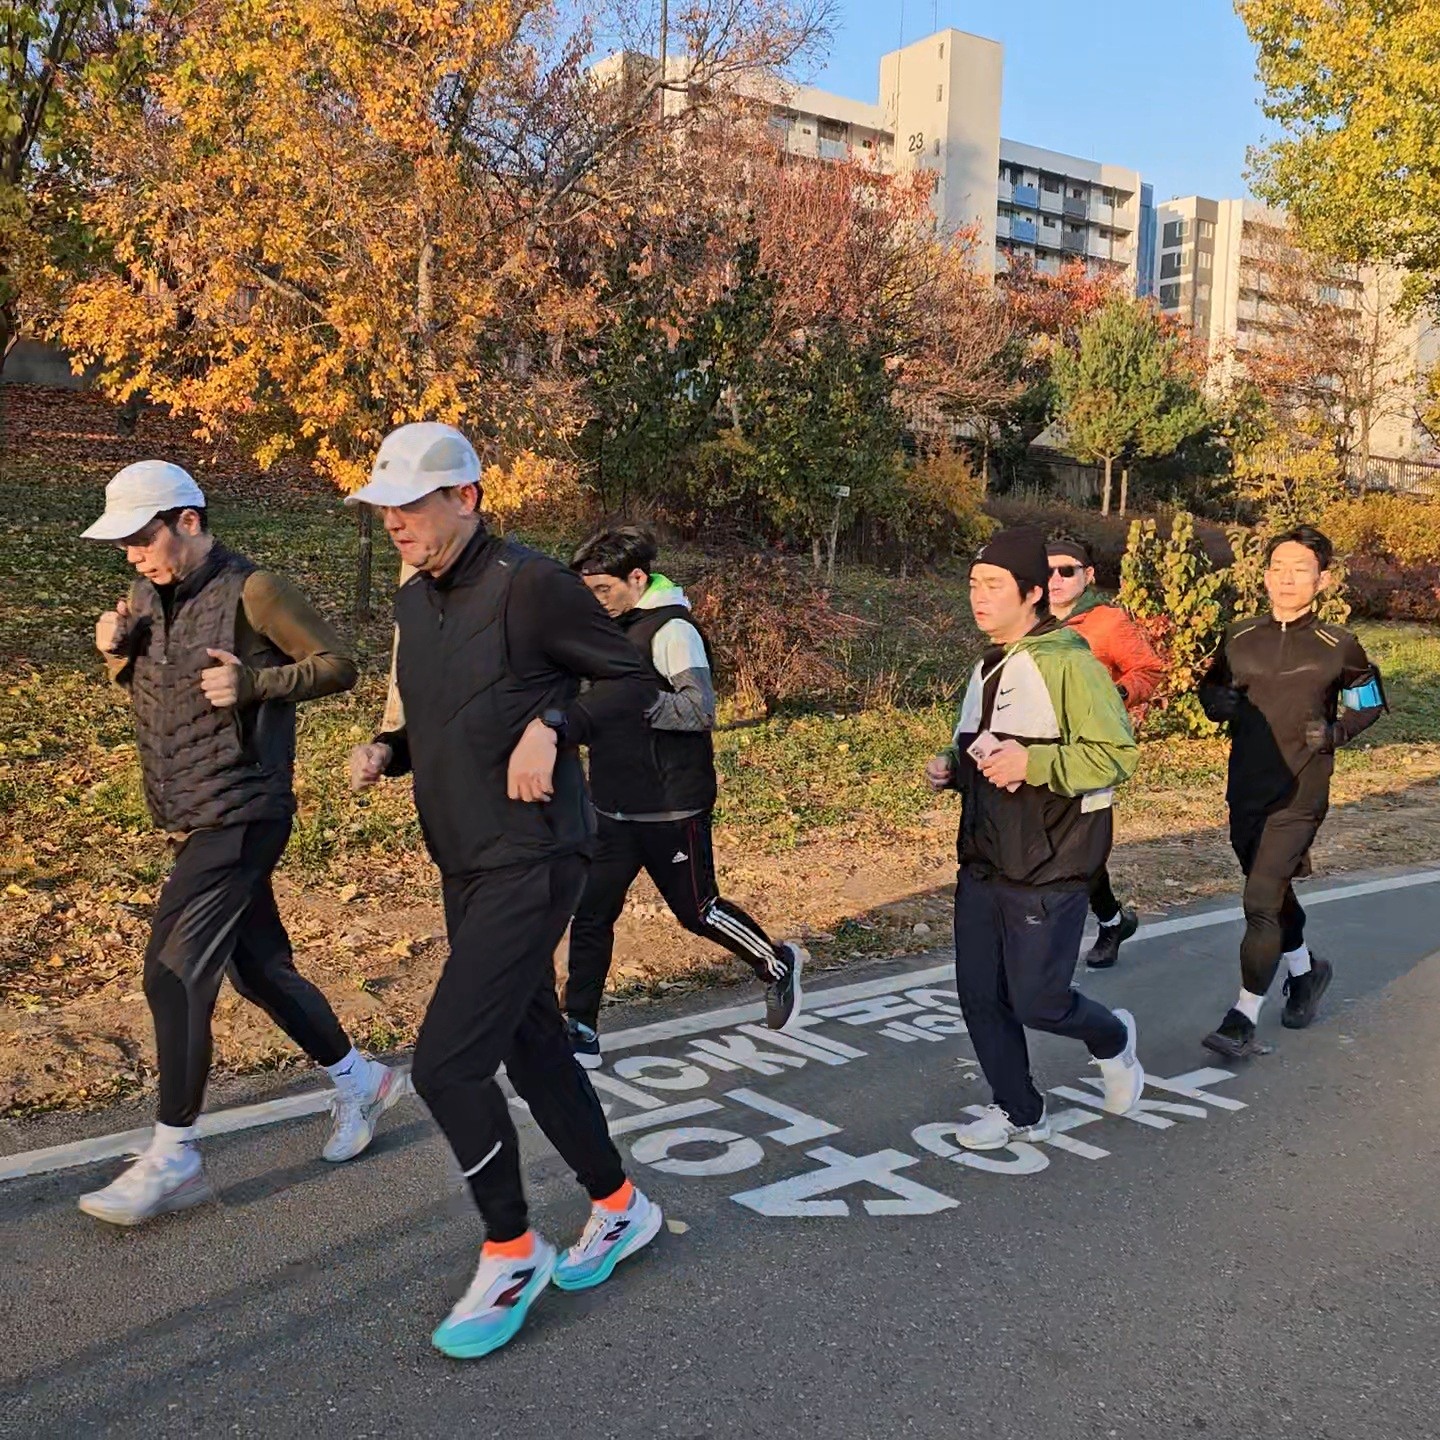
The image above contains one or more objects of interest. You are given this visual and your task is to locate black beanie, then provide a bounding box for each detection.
[972,527,1049,598]
[1046,534,1092,569]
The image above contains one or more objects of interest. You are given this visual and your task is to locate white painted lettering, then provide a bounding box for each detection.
[611,1056,713,1091]
[687,1032,808,1076]
[726,1089,840,1146]
[735,1023,866,1064]
[631,1127,766,1177]
[609,1100,724,1136]
[912,1118,1050,1175]
[731,1146,960,1218]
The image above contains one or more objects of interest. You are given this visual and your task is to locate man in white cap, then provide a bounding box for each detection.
[347,423,665,1361]
[77,461,400,1226]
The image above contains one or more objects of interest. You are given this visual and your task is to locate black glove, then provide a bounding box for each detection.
[1202,685,1243,722]
[1305,719,1338,755]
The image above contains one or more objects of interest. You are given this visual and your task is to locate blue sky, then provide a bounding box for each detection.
[807,0,1266,202]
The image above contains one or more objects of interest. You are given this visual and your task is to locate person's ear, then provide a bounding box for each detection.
[1317,567,1332,592]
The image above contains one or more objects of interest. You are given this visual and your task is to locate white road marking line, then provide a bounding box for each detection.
[2,865,1437,1186]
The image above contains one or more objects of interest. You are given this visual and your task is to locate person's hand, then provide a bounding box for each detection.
[508,716,558,803]
[349,742,392,793]
[924,755,954,792]
[200,649,246,708]
[1304,719,1337,755]
[96,599,132,655]
[1204,685,1244,722]
[978,739,1028,791]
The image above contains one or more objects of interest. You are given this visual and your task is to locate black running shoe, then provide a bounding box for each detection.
[1282,957,1332,1030]
[764,942,807,1031]
[566,1017,602,1070]
[1085,905,1139,969]
[1202,1008,1262,1060]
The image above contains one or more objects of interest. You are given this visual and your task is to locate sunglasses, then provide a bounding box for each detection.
[112,519,167,552]
[1049,563,1083,578]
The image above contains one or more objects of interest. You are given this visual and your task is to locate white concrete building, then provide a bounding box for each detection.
[1154,196,1438,461]
[610,26,1148,288]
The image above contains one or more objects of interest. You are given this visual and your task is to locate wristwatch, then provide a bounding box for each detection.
[539,708,568,744]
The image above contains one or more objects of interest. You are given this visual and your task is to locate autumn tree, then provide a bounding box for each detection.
[1051,294,1209,516]
[1241,0,1440,315]
[1231,220,1422,478]
[55,0,835,611]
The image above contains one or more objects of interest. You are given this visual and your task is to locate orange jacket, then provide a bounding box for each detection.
[1062,595,1164,714]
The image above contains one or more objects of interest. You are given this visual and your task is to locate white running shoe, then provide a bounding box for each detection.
[323,1061,404,1163]
[78,1143,214,1226]
[553,1186,664,1291]
[1096,1007,1145,1115]
[431,1238,557,1360]
[954,1105,1052,1151]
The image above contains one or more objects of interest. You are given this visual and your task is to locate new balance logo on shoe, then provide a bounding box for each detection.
[494,1268,536,1308]
[604,1219,631,1243]
[672,852,688,864]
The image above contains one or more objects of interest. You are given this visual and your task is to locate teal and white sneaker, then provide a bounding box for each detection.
[431,1237,556,1360]
[552,1186,663,1292]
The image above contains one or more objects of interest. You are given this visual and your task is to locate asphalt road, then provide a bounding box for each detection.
[5,865,1440,1440]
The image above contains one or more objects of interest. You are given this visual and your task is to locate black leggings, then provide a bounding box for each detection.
[1231,807,1319,997]
[565,811,779,1029]
[143,820,350,1127]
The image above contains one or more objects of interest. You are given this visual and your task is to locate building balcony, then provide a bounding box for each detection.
[818,137,849,162]
[1090,202,1115,227]
[1063,196,1087,220]
[997,178,1013,204]
[1011,218,1037,244]
[1012,184,1038,210]
[1039,189,1063,215]
[1062,231,1087,254]
[995,212,1012,240]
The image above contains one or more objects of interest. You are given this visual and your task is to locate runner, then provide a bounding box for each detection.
[924,527,1146,1150]
[1046,534,1164,969]
[563,526,806,1068]
[346,425,663,1360]
[1198,525,1385,1059]
[77,461,398,1226]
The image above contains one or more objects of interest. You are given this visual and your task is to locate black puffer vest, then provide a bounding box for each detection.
[586,604,717,817]
[395,531,590,876]
[129,546,295,832]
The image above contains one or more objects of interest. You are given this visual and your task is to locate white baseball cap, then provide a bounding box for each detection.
[345,423,481,508]
[81,461,207,541]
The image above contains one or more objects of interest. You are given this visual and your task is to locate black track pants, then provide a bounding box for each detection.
[410,854,627,1243]
[565,811,778,1030]
[953,869,1127,1127]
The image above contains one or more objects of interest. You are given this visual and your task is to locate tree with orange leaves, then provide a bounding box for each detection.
[54,0,835,608]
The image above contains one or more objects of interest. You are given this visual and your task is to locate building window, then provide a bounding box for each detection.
[1159,283,1181,309]
[1180,247,1193,268]
[1162,219,1191,248]
[1160,253,1183,279]
[1043,216,1058,228]
[936,84,943,102]
[933,138,940,156]
[1042,176,1061,193]
[939,42,945,59]
[1067,223,1084,234]
[1199,220,1215,239]
[1198,251,1212,270]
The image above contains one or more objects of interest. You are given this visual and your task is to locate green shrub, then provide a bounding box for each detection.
[1321,494,1440,567]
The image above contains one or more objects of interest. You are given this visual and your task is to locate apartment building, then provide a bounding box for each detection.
[616,26,1148,290]
[994,140,1147,289]
[1153,196,1438,459]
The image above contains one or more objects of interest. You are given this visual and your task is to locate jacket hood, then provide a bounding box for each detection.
[1010,620,1093,659]
[1061,588,1108,621]
[637,573,690,611]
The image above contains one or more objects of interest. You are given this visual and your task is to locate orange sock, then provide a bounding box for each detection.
[596,1179,634,1214]
[482,1230,535,1261]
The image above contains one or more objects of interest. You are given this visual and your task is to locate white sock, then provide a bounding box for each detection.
[1098,912,1123,928]
[1235,989,1265,1024]
[1285,944,1312,977]
[326,1047,372,1092]
[151,1121,196,1157]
